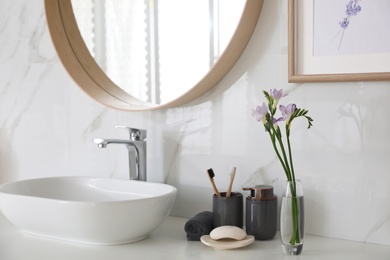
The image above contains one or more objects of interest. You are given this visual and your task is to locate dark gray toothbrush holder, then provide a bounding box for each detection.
[212,192,243,228]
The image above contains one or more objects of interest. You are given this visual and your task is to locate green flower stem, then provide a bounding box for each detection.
[272,128,300,247]
[287,181,300,245]
[268,132,290,178]
[268,122,292,180]
[275,134,291,180]
[286,128,296,183]
[286,132,300,245]
[290,195,301,245]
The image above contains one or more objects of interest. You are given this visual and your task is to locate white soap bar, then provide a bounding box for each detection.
[209,226,247,241]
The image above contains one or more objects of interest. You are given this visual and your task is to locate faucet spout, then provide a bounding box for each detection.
[93,138,108,148]
[93,128,147,181]
[93,138,134,147]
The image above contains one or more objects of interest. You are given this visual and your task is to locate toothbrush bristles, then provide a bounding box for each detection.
[226,166,236,198]
[206,168,220,196]
[207,168,215,178]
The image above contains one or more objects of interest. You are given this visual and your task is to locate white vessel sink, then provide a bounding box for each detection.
[0,177,177,245]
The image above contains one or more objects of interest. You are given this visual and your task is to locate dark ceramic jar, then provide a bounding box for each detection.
[243,185,277,240]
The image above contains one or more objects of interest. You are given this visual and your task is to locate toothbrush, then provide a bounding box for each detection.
[207,168,220,197]
[226,166,236,197]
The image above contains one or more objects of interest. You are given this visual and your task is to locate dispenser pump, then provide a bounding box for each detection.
[243,184,278,240]
[243,185,275,200]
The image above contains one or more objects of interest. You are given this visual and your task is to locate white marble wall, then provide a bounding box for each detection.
[1,0,389,246]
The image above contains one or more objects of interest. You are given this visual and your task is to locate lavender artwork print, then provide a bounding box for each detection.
[313,0,390,57]
[335,0,362,49]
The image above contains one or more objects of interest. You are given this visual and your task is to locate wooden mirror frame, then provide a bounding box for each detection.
[45,0,264,111]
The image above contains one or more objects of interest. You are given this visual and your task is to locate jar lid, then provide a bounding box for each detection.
[243,185,274,199]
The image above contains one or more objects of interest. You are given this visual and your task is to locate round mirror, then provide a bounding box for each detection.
[45,0,263,111]
[71,0,246,105]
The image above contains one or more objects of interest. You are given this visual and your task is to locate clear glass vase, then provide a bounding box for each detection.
[280,180,305,255]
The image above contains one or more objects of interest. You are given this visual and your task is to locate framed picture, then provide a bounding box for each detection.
[288,0,390,83]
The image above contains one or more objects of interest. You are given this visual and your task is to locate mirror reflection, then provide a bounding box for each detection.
[71,0,245,104]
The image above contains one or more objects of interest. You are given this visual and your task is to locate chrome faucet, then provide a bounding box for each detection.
[93,126,147,181]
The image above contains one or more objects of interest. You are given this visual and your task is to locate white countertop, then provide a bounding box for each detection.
[1,213,389,260]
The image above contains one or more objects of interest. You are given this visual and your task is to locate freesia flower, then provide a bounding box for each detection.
[272,117,283,129]
[280,104,296,122]
[270,88,284,101]
[252,102,268,124]
[270,89,285,108]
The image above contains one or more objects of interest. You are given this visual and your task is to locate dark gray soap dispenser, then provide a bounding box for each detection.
[243,185,277,240]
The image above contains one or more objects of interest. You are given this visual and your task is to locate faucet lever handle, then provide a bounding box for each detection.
[115,126,147,141]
